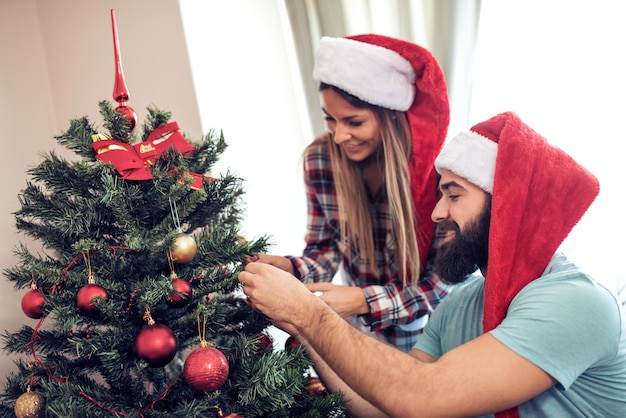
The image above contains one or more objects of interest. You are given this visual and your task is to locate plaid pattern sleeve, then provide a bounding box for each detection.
[287,138,342,283]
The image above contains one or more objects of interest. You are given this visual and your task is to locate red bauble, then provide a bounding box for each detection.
[183,346,229,392]
[256,332,274,353]
[76,284,109,315]
[115,105,137,131]
[134,324,178,368]
[307,376,326,397]
[285,336,300,350]
[21,289,46,319]
[167,278,192,308]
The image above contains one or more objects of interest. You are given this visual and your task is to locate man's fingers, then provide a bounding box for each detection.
[238,270,251,285]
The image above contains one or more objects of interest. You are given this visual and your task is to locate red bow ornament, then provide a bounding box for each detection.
[92,121,203,189]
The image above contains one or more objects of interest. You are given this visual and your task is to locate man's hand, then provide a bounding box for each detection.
[239,262,316,328]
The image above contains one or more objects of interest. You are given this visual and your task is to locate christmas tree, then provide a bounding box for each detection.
[0,99,345,417]
[0,9,345,417]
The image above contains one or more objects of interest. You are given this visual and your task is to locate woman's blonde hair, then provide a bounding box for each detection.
[318,84,420,285]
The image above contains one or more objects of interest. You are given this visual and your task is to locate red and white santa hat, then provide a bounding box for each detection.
[313,36,417,111]
[436,112,600,333]
[435,112,600,418]
[313,34,450,270]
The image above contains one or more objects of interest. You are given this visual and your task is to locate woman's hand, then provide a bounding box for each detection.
[306,283,370,318]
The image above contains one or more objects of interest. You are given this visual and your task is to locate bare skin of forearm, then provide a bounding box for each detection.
[239,263,555,417]
[298,336,389,417]
[296,303,424,416]
[295,299,555,418]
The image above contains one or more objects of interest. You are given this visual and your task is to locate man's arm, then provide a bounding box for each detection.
[239,262,556,417]
[295,336,389,417]
[281,319,439,418]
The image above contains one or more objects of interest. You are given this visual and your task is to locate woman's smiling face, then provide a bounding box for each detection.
[321,88,382,162]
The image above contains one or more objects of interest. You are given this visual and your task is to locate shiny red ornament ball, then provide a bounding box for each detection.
[134,324,178,368]
[76,284,108,315]
[183,346,229,392]
[285,336,300,350]
[21,289,46,319]
[256,332,274,353]
[115,105,137,132]
[167,278,192,308]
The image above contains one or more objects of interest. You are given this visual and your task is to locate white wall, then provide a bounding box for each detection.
[0,0,303,380]
[0,0,54,383]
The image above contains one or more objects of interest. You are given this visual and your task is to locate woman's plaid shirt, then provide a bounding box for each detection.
[287,139,452,352]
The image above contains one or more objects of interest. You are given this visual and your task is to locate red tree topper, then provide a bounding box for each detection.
[110,9,137,131]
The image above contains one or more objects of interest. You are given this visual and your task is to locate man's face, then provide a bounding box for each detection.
[431,170,491,284]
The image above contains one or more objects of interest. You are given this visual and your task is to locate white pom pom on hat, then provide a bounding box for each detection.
[313,36,417,111]
[435,130,498,193]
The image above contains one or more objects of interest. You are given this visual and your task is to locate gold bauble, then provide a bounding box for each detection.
[14,391,45,418]
[170,234,197,264]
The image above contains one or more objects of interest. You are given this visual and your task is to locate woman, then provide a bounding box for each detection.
[256,34,451,352]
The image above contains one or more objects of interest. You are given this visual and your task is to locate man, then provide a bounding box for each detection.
[240,112,626,417]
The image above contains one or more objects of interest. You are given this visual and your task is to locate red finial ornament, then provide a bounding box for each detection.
[110,9,137,131]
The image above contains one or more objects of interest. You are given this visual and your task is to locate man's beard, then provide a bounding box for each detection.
[433,197,491,285]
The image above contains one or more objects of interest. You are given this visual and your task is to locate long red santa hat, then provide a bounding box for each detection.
[435,111,600,417]
[313,34,450,270]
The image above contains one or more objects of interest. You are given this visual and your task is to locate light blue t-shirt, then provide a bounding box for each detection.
[414,253,626,417]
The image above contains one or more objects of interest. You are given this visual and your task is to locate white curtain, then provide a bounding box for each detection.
[283,0,482,140]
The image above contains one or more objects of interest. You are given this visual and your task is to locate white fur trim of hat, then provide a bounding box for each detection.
[434,131,498,193]
[313,36,416,111]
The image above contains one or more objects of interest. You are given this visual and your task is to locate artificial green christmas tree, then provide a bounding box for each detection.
[0,100,346,417]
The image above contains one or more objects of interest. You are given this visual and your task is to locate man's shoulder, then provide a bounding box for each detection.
[519,253,622,315]
[533,253,599,289]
